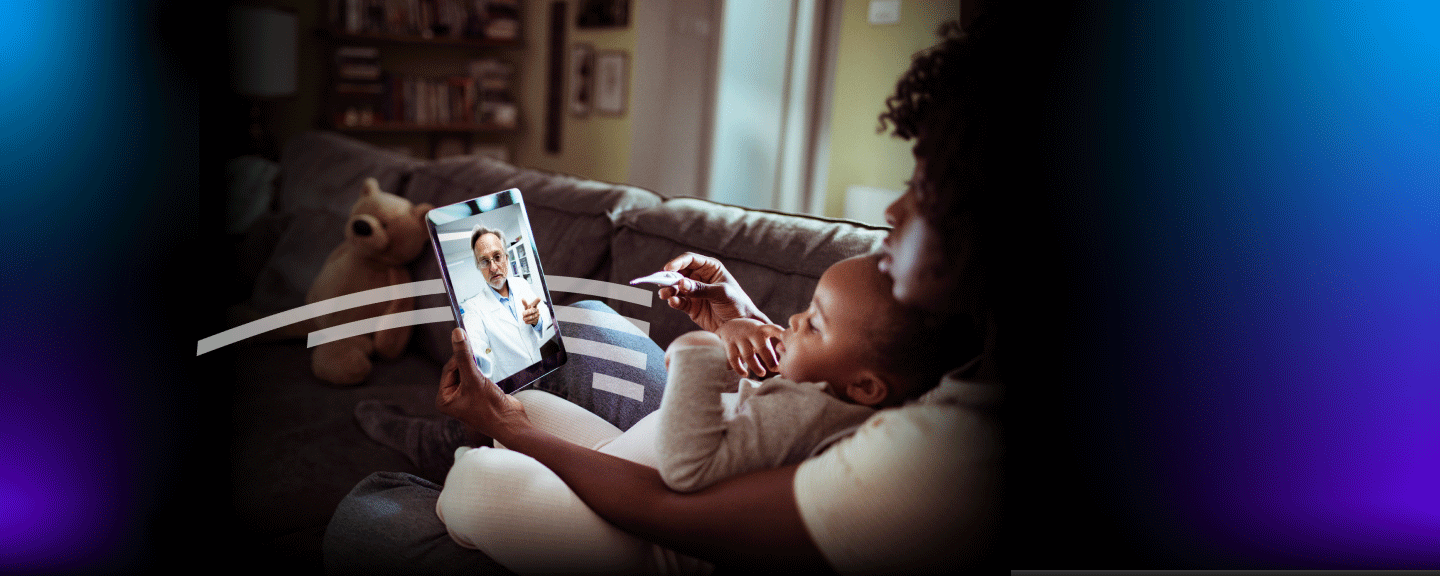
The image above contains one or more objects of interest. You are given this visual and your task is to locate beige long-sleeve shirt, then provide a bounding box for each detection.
[655,345,877,493]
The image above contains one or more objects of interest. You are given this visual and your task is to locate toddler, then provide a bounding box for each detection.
[654,253,977,491]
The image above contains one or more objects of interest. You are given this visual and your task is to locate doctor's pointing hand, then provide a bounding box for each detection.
[521,297,541,326]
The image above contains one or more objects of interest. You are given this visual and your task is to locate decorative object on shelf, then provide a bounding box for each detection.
[334,45,383,127]
[594,50,628,117]
[228,5,298,160]
[569,43,594,117]
[576,0,630,29]
[482,0,521,40]
[470,58,518,129]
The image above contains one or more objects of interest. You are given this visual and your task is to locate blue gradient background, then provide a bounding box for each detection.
[1054,0,1440,568]
[0,0,199,572]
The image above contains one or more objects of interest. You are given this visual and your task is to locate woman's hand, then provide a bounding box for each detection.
[715,319,785,378]
[437,328,530,443]
[657,252,771,332]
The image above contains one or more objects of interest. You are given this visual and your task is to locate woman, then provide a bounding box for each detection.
[326,14,1041,575]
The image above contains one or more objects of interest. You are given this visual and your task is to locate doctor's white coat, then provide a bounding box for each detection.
[458,276,552,382]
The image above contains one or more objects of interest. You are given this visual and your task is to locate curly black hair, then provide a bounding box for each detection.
[878,18,993,254]
[877,15,1034,307]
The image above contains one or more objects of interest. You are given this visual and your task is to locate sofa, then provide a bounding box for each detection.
[222,130,888,571]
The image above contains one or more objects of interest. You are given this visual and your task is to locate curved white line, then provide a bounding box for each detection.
[196,280,447,356]
[197,276,658,355]
[307,307,456,348]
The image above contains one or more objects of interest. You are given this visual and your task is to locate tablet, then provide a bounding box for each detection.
[425,188,567,394]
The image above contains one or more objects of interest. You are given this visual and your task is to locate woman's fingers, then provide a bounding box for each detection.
[662,252,698,273]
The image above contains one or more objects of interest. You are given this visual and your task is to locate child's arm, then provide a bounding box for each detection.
[656,333,872,493]
[656,341,751,493]
[714,318,785,378]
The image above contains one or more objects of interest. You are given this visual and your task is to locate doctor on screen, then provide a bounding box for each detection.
[458,225,551,381]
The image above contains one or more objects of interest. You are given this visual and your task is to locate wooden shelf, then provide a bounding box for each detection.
[331,122,516,133]
[322,29,521,49]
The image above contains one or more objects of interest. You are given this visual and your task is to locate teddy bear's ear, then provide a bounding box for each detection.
[362,177,381,197]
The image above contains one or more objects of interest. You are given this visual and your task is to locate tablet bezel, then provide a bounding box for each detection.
[424,188,567,394]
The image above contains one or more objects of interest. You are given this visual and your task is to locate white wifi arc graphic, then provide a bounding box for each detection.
[197,276,661,401]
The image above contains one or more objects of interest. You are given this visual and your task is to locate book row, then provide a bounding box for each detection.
[330,0,520,41]
[335,73,518,128]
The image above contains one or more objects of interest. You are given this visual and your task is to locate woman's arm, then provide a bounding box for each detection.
[437,328,832,573]
[502,426,830,573]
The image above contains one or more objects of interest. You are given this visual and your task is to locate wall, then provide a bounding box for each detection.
[818,0,959,218]
[509,1,638,184]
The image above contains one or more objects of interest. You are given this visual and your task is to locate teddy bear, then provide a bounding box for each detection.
[306,177,433,385]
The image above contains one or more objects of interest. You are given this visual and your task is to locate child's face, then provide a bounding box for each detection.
[779,256,892,399]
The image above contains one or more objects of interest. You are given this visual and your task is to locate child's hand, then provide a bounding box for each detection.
[715,318,784,378]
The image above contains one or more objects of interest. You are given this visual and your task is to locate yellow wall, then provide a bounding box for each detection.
[510,1,637,184]
[820,0,959,218]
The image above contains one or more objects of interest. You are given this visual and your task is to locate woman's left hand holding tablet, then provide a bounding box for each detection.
[438,327,530,443]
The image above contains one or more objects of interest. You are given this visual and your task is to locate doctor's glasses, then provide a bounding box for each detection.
[476,251,507,271]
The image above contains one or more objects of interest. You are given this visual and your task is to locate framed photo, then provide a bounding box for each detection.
[594,50,628,117]
[569,43,594,117]
[576,0,629,29]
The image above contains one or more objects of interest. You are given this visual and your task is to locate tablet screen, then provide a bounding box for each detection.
[425,188,567,393]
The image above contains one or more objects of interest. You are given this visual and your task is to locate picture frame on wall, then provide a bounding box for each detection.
[576,0,630,29]
[569,43,594,117]
[594,50,628,117]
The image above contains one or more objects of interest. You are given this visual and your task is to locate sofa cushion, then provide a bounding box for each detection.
[275,131,425,216]
[609,198,889,350]
[405,156,665,364]
[245,132,426,315]
[247,207,348,316]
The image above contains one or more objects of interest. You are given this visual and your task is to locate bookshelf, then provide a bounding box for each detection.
[321,0,523,159]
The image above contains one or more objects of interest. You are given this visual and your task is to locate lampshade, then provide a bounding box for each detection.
[228,6,298,97]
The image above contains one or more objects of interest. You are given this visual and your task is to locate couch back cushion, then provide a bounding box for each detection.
[275,131,425,216]
[249,132,425,315]
[405,156,665,363]
[609,198,889,349]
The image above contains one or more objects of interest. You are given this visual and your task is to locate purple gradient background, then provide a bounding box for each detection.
[1045,0,1440,568]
